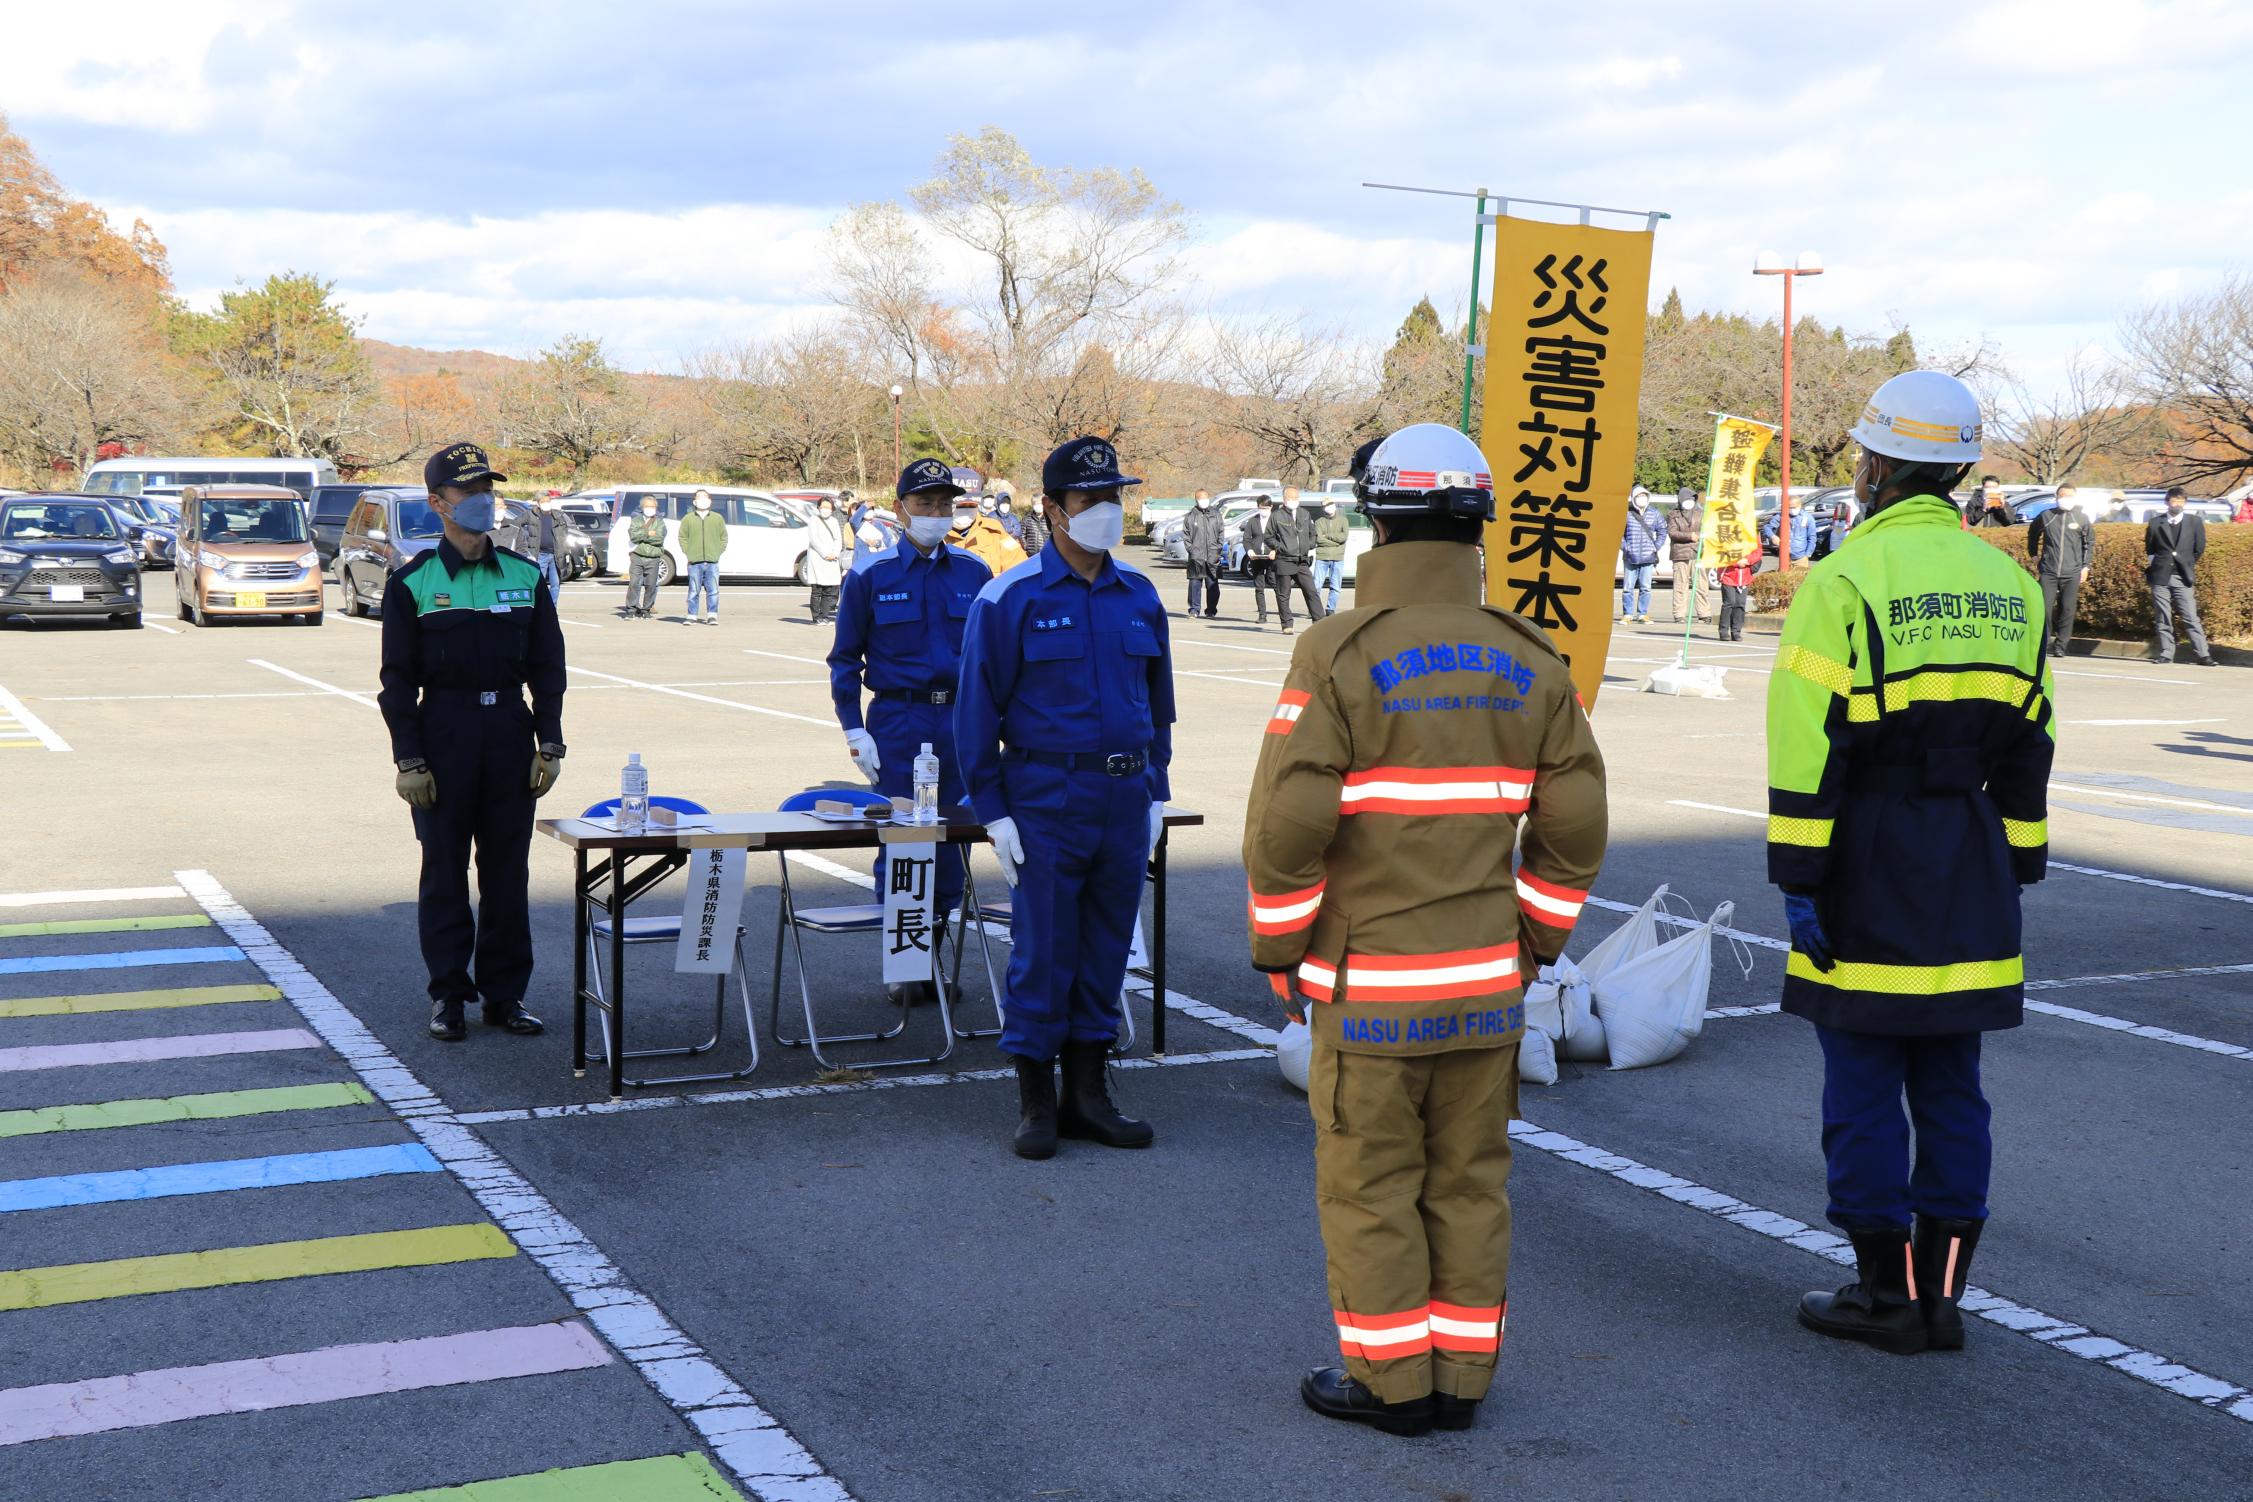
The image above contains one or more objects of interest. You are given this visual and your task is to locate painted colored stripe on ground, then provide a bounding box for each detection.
[0,914,212,939]
[0,982,280,1018]
[0,1320,610,1446]
[0,944,244,976]
[0,682,68,751]
[0,1081,373,1138]
[0,1027,321,1073]
[0,1142,440,1213]
[0,885,184,909]
[356,1452,746,1502]
[0,1222,514,1310]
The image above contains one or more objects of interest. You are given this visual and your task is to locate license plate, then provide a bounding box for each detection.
[236,591,265,609]
[48,584,83,602]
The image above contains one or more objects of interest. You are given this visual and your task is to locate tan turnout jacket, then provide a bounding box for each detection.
[1244,540,1608,1056]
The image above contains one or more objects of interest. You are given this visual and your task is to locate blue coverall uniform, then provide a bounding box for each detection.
[828,539,988,913]
[954,546,1176,1061]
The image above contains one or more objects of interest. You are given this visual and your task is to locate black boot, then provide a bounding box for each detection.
[1915,1216,1983,1352]
[1300,1367,1432,1436]
[480,999,544,1035]
[1056,1038,1154,1148]
[428,998,467,1042]
[1799,1228,1927,1354]
[1012,1054,1058,1160]
[1432,1393,1479,1431]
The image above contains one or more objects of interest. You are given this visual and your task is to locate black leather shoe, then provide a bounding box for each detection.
[1299,1367,1432,1436]
[1432,1393,1479,1431]
[429,999,467,1042]
[1013,1054,1058,1160]
[1914,1216,1984,1352]
[479,999,544,1035]
[1798,1228,1927,1354]
[1057,1038,1154,1148]
[2196,656,2219,667]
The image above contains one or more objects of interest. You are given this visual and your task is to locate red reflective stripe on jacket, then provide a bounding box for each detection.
[1266,688,1310,735]
[1249,879,1326,935]
[1339,764,1533,816]
[1515,870,1587,925]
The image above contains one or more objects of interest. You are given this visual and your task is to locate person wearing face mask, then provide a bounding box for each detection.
[2024,484,2092,659]
[1011,481,1050,557]
[952,494,1030,577]
[679,489,727,625]
[1243,494,1284,627]
[955,436,1175,1159]
[1312,493,1351,613]
[805,496,845,623]
[2145,486,2215,667]
[995,490,1024,544]
[828,460,989,1004]
[1183,489,1225,618]
[532,493,565,602]
[378,442,567,1044]
[623,494,667,619]
[1268,486,1328,632]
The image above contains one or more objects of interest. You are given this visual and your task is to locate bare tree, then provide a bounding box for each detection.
[2122,274,2253,489]
[0,269,193,475]
[692,324,881,485]
[496,335,646,484]
[1204,317,1377,484]
[1981,349,2154,483]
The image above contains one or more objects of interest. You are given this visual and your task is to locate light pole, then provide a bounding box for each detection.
[889,385,904,477]
[1753,250,1823,567]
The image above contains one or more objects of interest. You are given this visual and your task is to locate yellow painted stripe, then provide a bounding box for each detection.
[0,1081,372,1138]
[0,914,213,939]
[2002,817,2047,849]
[1767,815,1833,848]
[0,739,46,749]
[1787,951,2023,995]
[0,983,280,1019]
[0,1223,515,1311]
[356,1452,748,1501]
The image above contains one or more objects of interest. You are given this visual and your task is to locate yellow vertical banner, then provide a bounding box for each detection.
[1480,216,1656,710]
[1698,416,1774,570]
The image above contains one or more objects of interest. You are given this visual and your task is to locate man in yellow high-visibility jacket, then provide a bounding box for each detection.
[1767,370,2055,1356]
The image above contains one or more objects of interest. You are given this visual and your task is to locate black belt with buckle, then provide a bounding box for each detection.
[1011,748,1147,777]
[424,688,520,708]
[875,687,955,705]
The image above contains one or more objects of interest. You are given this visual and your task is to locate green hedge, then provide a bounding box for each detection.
[1748,522,2252,646]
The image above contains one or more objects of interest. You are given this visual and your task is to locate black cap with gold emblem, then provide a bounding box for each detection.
[1040,436,1140,495]
[423,442,508,491]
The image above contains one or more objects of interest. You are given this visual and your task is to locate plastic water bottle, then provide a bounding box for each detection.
[620,753,649,832]
[912,743,940,826]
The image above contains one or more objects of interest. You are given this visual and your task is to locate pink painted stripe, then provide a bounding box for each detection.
[0,1028,322,1074]
[0,1320,611,1445]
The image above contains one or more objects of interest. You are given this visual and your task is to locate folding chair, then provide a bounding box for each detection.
[580,795,759,1087]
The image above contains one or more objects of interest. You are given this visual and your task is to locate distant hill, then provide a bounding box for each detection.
[360,339,528,381]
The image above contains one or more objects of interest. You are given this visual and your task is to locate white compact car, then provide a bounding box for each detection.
[601,487,815,583]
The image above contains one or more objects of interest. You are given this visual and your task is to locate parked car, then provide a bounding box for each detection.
[0,494,144,627]
[100,494,179,569]
[308,483,378,574]
[601,487,816,584]
[487,499,595,579]
[175,485,323,627]
[335,487,445,618]
[1758,487,1858,559]
[551,497,615,573]
[82,454,337,500]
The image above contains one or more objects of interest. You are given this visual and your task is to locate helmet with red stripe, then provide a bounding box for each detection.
[1353,423,1496,521]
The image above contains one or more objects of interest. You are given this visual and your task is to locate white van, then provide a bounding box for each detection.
[600,485,816,583]
[82,455,337,501]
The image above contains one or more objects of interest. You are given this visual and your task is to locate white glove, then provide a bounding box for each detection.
[986,815,1026,888]
[1148,803,1165,859]
[844,729,880,783]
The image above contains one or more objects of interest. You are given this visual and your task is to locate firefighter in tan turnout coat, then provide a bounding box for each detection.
[1244,424,1608,1437]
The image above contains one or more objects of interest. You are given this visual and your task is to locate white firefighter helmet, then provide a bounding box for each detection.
[1353,423,1496,520]
[1849,370,1984,463]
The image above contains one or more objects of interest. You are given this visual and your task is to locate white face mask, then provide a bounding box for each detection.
[906,514,952,548]
[693,498,710,511]
[1195,497,1211,510]
[1324,503,1338,516]
[639,508,658,520]
[1062,500,1125,552]
[950,513,974,532]
[1285,497,1300,510]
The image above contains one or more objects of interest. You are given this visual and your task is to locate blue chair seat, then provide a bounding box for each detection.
[591,914,686,941]
[792,903,883,932]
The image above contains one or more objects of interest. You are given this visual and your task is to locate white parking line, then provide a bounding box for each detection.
[1170,638,1292,657]
[742,648,828,667]
[2068,718,2224,728]
[1180,669,1291,689]
[2052,782,2253,817]
[336,616,381,631]
[0,884,186,908]
[144,620,180,634]
[247,658,380,710]
[566,665,832,727]
[43,691,326,702]
[0,683,71,751]
[2056,668,2194,684]
[1667,799,1764,819]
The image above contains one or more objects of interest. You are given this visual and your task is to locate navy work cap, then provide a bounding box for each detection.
[424,441,506,490]
[1041,437,1141,495]
[897,458,965,501]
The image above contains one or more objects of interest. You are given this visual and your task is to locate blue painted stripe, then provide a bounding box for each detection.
[0,1144,441,1213]
[0,946,245,977]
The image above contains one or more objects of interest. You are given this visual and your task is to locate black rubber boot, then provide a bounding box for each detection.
[1432,1393,1479,1431]
[1012,1054,1058,1160]
[1056,1039,1154,1148]
[428,998,467,1042]
[1798,1228,1928,1354]
[1300,1367,1432,1437]
[1915,1216,1984,1352]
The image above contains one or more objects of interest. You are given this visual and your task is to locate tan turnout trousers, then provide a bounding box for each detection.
[1311,1039,1518,1403]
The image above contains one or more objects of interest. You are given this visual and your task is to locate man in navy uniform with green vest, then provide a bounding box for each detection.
[379,442,569,1042]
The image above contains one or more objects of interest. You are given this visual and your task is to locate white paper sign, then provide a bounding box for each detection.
[880,843,940,985]
[1126,916,1149,975]
[673,847,747,973]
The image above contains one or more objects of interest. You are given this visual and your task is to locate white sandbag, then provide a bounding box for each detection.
[1277,1016,1311,1092]
[1518,1027,1558,1085]
[1594,900,1735,1070]
[1553,954,1607,1061]
[1644,662,1730,698]
[1576,884,1667,989]
[1522,971,1564,1041]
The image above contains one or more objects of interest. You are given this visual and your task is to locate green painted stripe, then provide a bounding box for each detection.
[357,1452,746,1501]
[0,1223,515,1310]
[0,983,282,1019]
[0,914,213,938]
[0,1081,374,1139]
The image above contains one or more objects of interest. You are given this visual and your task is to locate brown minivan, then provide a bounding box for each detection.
[175,484,324,626]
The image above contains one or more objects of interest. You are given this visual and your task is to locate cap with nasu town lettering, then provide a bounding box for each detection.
[896,458,966,501]
[424,442,507,491]
[1041,437,1141,495]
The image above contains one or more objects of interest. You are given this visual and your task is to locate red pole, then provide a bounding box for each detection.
[1779,271,1795,569]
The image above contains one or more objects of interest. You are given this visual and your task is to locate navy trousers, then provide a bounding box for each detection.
[868,697,965,916]
[411,698,536,1008]
[999,756,1148,1061]
[1816,1025,1991,1232]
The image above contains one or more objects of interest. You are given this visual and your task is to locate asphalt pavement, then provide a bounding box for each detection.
[0,559,2246,1501]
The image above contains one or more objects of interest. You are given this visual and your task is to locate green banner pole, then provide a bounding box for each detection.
[1459,190,1487,434]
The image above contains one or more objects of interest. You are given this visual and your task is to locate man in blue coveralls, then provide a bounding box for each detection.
[956,436,1176,1160]
[828,459,988,1007]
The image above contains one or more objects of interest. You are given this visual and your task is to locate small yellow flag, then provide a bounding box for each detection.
[1698,416,1773,571]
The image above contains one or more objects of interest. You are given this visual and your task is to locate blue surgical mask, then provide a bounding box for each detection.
[906,515,952,548]
[451,492,496,532]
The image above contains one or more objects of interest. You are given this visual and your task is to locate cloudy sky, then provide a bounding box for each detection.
[7,0,2250,396]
